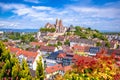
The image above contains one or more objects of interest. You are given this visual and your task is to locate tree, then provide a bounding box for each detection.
[0,41,10,62]
[0,41,33,79]
[36,56,44,80]
[49,28,56,32]
[57,41,62,46]
[12,63,21,79]
[58,50,120,80]
[20,59,31,79]
[105,42,110,48]
[40,28,56,33]
[88,27,91,30]
[64,40,70,46]
[96,42,101,47]
[0,60,11,78]
[93,33,98,38]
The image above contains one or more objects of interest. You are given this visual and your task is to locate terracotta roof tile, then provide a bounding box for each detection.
[57,53,66,58]
[40,46,55,52]
[16,50,38,59]
[30,42,45,46]
[72,45,85,52]
[8,47,21,53]
[63,66,72,72]
[46,64,63,74]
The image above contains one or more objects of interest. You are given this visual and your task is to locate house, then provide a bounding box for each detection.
[62,57,72,66]
[57,35,65,42]
[88,47,101,56]
[72,45,89,56]
[110,41,117,49]
[62,45,73,54]
[47,40,57,45]
[4,42,15,47]
[69,37,80,47]
[16,50,42,70]
[63,65,72,73]
[56,52,73,66]
[46,50,64,60]
[8,47,43,70]
[27,48,39,52]
[45,50,64,67]
[30,42,45,48]
[79,39,95,47]
[8,47,21,53]
[40,46,58,56]
[72,45,85,52]
[45,64,63,79]
[57,53,66,63]
[45,64,72,79]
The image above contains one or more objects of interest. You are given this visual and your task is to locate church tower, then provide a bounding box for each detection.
[56,18,59,27]
[59,19,63,32]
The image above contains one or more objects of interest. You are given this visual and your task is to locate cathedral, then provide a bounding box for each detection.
[45,19,66,33]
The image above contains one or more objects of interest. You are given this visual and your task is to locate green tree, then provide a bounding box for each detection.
[0,41,10,62]
[12,63,21,79]
[96,42,101,47]
[57,41,62,46]
[0,41,33,79]
[49,28,56,32]
[0,60,11,78]
[105,42,110,48]
[64,40,70,46]
[36,56,44,80]
[2,39,8,42]
[20,59,31,79]
[93,33,98,38]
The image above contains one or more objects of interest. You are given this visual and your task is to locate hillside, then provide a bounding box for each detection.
[67,26,107,41]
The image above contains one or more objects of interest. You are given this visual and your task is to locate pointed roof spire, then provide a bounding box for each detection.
[56,18,59,26]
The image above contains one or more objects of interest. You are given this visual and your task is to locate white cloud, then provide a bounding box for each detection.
[13,8,33,16]
[0,3,26,11]
[24,0,40,4]
[68,6,120,18]
[0,2,120,31]
[32,6,54,10]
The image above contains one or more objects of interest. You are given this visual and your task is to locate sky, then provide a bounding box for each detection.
[0,0,120,32]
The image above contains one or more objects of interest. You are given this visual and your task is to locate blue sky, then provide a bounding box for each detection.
[0,0,120,32]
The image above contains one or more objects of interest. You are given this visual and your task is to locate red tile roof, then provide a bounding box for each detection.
[63,66,72,72]
[30,42,45,46]
[57,36,65,41]
[62,46,73,53]
[8,47,38,63]
[46,64,63,74]
[40,46,55,52]
[8,47,21,53]
[16,50,38,59]
[72,45,85,52]
[57,53,66,58]
[4,42,15,47]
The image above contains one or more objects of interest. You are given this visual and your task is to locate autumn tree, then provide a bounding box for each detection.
[57,50,120,80]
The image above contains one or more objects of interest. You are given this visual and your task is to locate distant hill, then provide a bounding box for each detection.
[0,28,39,32]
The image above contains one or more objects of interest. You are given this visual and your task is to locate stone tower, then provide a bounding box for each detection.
[56,18,59,27]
